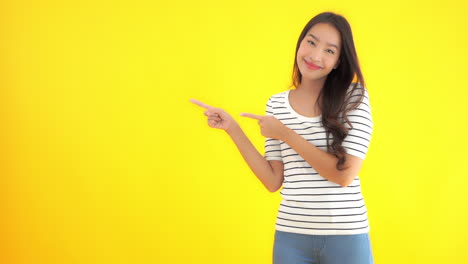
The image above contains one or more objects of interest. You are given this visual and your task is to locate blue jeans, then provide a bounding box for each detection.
[273,230,374,264]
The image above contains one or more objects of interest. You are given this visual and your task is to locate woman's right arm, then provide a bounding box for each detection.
[190,98,283,192]
[226,123,284,192]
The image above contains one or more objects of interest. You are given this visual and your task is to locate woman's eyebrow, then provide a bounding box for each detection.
[308,33,339,50]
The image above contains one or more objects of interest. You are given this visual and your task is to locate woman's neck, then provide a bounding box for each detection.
[296,78,325,96]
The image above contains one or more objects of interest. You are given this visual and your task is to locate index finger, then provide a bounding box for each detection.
[240,112,263,120]
[189,98,214,109]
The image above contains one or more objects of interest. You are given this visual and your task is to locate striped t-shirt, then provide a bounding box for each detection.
[264,83,373,235]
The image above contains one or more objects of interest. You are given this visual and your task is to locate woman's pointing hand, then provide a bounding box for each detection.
[190,99,238,133]
[240,113,289,140]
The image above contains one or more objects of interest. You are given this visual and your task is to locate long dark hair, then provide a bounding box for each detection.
[289,12,366,170]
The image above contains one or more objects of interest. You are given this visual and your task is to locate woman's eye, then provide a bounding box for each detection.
[326,49,335,54]
[307,40,315,46]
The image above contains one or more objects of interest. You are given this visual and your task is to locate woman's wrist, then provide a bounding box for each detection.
[279,125,293,142]
[226,122,241,136]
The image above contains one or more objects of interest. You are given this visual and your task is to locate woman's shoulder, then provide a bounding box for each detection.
[269,90,289,100]
[346,82,370,101]
[266,90,290,105]
[346,82,366,94]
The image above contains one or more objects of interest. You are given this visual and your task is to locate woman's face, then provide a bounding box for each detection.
[296,23,342,83]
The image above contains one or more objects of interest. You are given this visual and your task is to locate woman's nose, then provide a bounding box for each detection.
[309,49,322,62]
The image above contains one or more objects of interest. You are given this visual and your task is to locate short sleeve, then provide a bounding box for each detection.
[341,88,374,160]
[263,97,283,161]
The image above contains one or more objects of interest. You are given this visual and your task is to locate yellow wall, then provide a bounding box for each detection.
[3,0,468,263]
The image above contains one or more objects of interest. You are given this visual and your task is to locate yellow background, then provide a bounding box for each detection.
[3,0,468,263]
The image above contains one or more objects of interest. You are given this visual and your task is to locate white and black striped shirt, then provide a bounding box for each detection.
[264,83,373,235]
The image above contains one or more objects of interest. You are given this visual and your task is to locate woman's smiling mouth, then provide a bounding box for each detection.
[305,60,322,70]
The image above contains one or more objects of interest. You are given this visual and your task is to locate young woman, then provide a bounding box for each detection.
[191,11,374,264]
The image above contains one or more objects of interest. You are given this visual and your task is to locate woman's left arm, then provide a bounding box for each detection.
[240,113,364,187]
[241,88,372,187]
[281,128,364,187]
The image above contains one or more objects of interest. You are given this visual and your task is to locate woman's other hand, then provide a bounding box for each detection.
[240,113,289,141]
[190,99,239,133]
